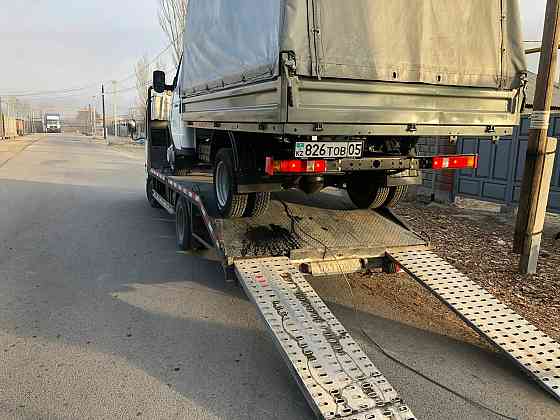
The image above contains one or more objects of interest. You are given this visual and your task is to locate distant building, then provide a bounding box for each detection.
[523,71,560,111]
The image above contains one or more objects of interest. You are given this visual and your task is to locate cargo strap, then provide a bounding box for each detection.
[388,249,560,401]
[235,257,416,420]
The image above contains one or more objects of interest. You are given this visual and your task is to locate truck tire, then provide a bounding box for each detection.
[213,148,248,218]
[175,197,192,250]
[146,177,162,209]
[244,192,271,217]
[384,185,409,208]
[346,175,390,209]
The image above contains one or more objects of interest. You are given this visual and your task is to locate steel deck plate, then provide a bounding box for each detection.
[223,191,425,260]
[388,249,560,401]
[235,257,416,420]
[153,170,426,261]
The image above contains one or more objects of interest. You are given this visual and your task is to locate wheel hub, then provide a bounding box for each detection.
[215,161,230,208]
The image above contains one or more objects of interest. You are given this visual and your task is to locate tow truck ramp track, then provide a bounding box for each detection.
[235,257,416,420]
[388,249,560,402]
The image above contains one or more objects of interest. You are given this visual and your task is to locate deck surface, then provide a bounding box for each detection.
[167,173,426,260]
[222,197,426,259]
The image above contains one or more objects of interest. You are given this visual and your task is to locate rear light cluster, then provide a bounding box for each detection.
[431,155,478,170]
[264,154,478,176]
[265,157,326,176]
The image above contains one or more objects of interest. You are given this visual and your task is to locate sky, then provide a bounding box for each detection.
[0,0,551,117]
[0,0,170,116]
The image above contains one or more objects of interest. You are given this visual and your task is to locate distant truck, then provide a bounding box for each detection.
[45,113,61,133]
[147,0,527,218]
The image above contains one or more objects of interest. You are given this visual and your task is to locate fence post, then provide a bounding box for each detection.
[514,0,560,273]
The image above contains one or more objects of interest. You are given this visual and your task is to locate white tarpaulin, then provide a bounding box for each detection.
[182,0,526,93]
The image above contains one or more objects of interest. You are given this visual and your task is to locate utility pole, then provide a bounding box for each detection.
[92,97,97,137]
[88,103,92,136]
[112,80,118,137]
[0,96,5,140]
[0,96,4,140]
[513,0,560,274]
[102,84,107,141]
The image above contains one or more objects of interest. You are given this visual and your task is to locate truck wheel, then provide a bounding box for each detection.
[146,177,162,209]
[346,175,390,209]
[244,192,271,217]
[175,168,191,176]
[384,185,409,208]
[213,148,248,218]
[175,198,192,250]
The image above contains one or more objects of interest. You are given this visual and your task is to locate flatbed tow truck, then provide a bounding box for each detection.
[146,161,560,419]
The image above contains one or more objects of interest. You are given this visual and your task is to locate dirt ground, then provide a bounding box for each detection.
[350,198,560,345]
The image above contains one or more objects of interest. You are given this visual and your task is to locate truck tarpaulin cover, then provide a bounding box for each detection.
[182,0,526,94]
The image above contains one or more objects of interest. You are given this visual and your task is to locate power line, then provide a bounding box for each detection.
[0,40,175,98]
[0,83,100,98]
[110,65,176,95]
[115,41,176,85]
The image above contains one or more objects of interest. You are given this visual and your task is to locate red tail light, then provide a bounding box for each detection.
[280,160,306,173]
[312,160,327,172]
[432,155,478,170]
[265,158,327,175]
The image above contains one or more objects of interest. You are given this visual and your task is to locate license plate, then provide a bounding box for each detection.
[294,141,363,159]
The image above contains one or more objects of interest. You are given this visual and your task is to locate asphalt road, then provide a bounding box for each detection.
[0,134,558,420]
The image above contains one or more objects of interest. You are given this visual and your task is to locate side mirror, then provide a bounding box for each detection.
[153,70,166,94]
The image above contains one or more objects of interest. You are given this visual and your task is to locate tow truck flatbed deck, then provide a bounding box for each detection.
[151,169,426,261]
[148,167,560,417]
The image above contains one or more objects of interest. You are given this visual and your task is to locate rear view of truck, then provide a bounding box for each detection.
[148,0,527,218]
[45,113,62,133]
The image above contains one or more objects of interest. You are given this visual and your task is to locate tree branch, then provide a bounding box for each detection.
[158,0,188,66]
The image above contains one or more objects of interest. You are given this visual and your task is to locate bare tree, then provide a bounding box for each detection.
[158,0,188,66]
[153,59,167,73]
[135,55,151,111]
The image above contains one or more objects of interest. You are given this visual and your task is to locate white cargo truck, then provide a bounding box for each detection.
[149,0,526,218]
[45,113,61,133]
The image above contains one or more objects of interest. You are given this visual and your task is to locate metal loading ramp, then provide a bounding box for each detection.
[235,257,416,420]
[388,249,560,401]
